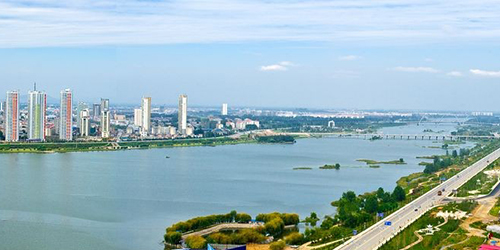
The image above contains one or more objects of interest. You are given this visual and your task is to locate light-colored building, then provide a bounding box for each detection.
[80,109,90,137]
[5,91,20,142]
[134,108,142,127]
[0,101,5,112]
[141,97,151,136]
[328,120,336,128]
[59,89,73,141]
[100,98,110,138]
[92,103,101,120]
[185,125,194,136]
[178,94,188,135]
[222,103,228,116]
[28,89,47,141]
[76,102,88,128]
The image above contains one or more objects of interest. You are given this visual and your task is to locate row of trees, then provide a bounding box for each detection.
[166,210,251,234]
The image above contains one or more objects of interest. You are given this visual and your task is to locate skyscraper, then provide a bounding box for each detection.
[178,94,188,135]
[92,103,101,120]
[134,108,142,127]
[222,103,228,116]
[77,102,88,128]
[141,97,151,136]
[5,91,19,142]
[100,98,110,138]
[80,109,90,137]
[59,89,73,141]
[28,87,47,141]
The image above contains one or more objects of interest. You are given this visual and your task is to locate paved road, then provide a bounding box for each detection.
[335,147,500,250]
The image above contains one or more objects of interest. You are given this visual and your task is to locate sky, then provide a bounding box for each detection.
[1,0,500,111]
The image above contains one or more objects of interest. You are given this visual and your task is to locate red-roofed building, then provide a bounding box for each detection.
[479,244,500,250]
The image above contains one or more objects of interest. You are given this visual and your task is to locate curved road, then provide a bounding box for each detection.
[335,147,500,250]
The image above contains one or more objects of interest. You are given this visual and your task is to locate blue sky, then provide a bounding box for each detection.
[1,0,500,111]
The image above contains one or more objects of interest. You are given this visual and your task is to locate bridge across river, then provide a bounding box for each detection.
[289,133,496,141]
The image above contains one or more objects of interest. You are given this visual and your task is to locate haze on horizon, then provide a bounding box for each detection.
[1,0,500,111]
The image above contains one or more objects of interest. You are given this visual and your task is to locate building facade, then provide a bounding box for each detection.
[80,109,90,137]
[100,98,110,138]
[222,103,228,116]
[5,91,20,142]
[59,89,73,141]
[28,90,47,141]
[134,108,142,127]
[141,97,151,136]
[178,94,188,135]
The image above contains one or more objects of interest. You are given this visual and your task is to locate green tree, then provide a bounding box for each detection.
[364,195,379,213]
[376,187,385,199]
[185,235,207,249]
[270,240,286,250]
[235,213,252,223]
[452,150,458,158]
[207,233,231,244]
[335,163,341,170]
[284,232,304,245]
[399,158,404,163]
[392,185,406,202]
[265,218,285,237]
[164,231,182,245]
[230,210,238,222]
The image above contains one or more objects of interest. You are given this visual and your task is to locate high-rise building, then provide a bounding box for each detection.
[77,102,88,128]
[100,98,110,138]
[134,108,142,127]
[28,87,47,141]
[178,94,188,135]
[59,89,73,141]
[92,103,101,119]
[5,91,20,142]
[0,101,5,112]
[141,97,151,136]
[80,109,90,137]
[222,103,228,116]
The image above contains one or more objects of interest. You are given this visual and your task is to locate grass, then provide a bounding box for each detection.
[489,197,500,216]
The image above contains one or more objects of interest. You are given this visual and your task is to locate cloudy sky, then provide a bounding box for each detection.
[1,0,500,111]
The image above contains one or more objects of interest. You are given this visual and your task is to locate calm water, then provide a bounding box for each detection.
[0,123,468,250]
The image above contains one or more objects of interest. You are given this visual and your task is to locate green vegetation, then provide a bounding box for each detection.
[185,235,207,249]
[166,210,251,235]
[256,135,296,144]
[369,165,380,168]
[206,229,266,245]
[293,167,313,170]
[490,197,500,216]
[319,164,340,170]
[357,158,406,165]
[270,240,286,250]
[456,160,499,197]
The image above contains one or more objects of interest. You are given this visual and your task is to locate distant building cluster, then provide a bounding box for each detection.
[0,86,262,143]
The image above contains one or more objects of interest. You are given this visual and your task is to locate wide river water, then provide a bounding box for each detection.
[0,122,470,250]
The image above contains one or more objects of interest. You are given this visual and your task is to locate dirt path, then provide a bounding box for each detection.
[400,217,448,250]
[461,198,497,237]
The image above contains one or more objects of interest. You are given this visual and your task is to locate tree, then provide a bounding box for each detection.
[399,158,404,163]
[164,231,182,245]
[207,233,231,244]
[284,232,304,245]
[265,218,285,237]
[270,240,286,250]
[230,210,238,222]
[320,215,336,230]
[452,150,458,158]
[335,163,341,170]
[0,131,4,140]
[185,235,207,249]
[392,185,406,202]
[364,195,379,213]
[376,187,385,199]
[235,213,252,223]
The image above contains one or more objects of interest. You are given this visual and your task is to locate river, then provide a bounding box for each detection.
[0,122,471,250]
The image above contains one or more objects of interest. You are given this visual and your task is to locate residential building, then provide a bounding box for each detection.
[59,89,73,141]
[100,98,110,138]
[178,94,188,134]
[27,88,47,141]
[141,97,151,136]
[5,91,20,142]
[80,109,90,137]
[222,103,228,116]
[77,102,88,128]
[134,108,142,127]
[92,103,101,119]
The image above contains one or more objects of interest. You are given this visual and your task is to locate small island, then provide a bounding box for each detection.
[256,135,296,144]
[357,158,406,165]
[293,167,313,170]
[319,163,341,170]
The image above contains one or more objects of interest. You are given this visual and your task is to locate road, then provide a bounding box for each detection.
[334,147,500,250]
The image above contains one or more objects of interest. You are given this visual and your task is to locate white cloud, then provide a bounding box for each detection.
[470,69,500,77]
[338,55,361,61]
[1,1,500,47]
[447,71,463,77]
[392,67,440,73]
[260,61,296,71]
[260,64,288,71]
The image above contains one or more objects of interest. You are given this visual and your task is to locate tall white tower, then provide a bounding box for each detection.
[28,85,47,141]
[59,89,73,141]
[100,98,110,138]
[178,94,188,135]
[80,109,90,137]
[222,103,228,116]
[141,97,151,137]
[5,90,20,142]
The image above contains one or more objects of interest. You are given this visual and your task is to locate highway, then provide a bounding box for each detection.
[334,147,500,250]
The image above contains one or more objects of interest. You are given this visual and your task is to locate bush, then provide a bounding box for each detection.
[164,231,182,245]
[185,235,207,249]
[270,240,286,250]
[285,232,304,245]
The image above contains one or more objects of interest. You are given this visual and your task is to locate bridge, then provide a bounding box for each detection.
[288,132,496,141]
[334,147,500,250]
